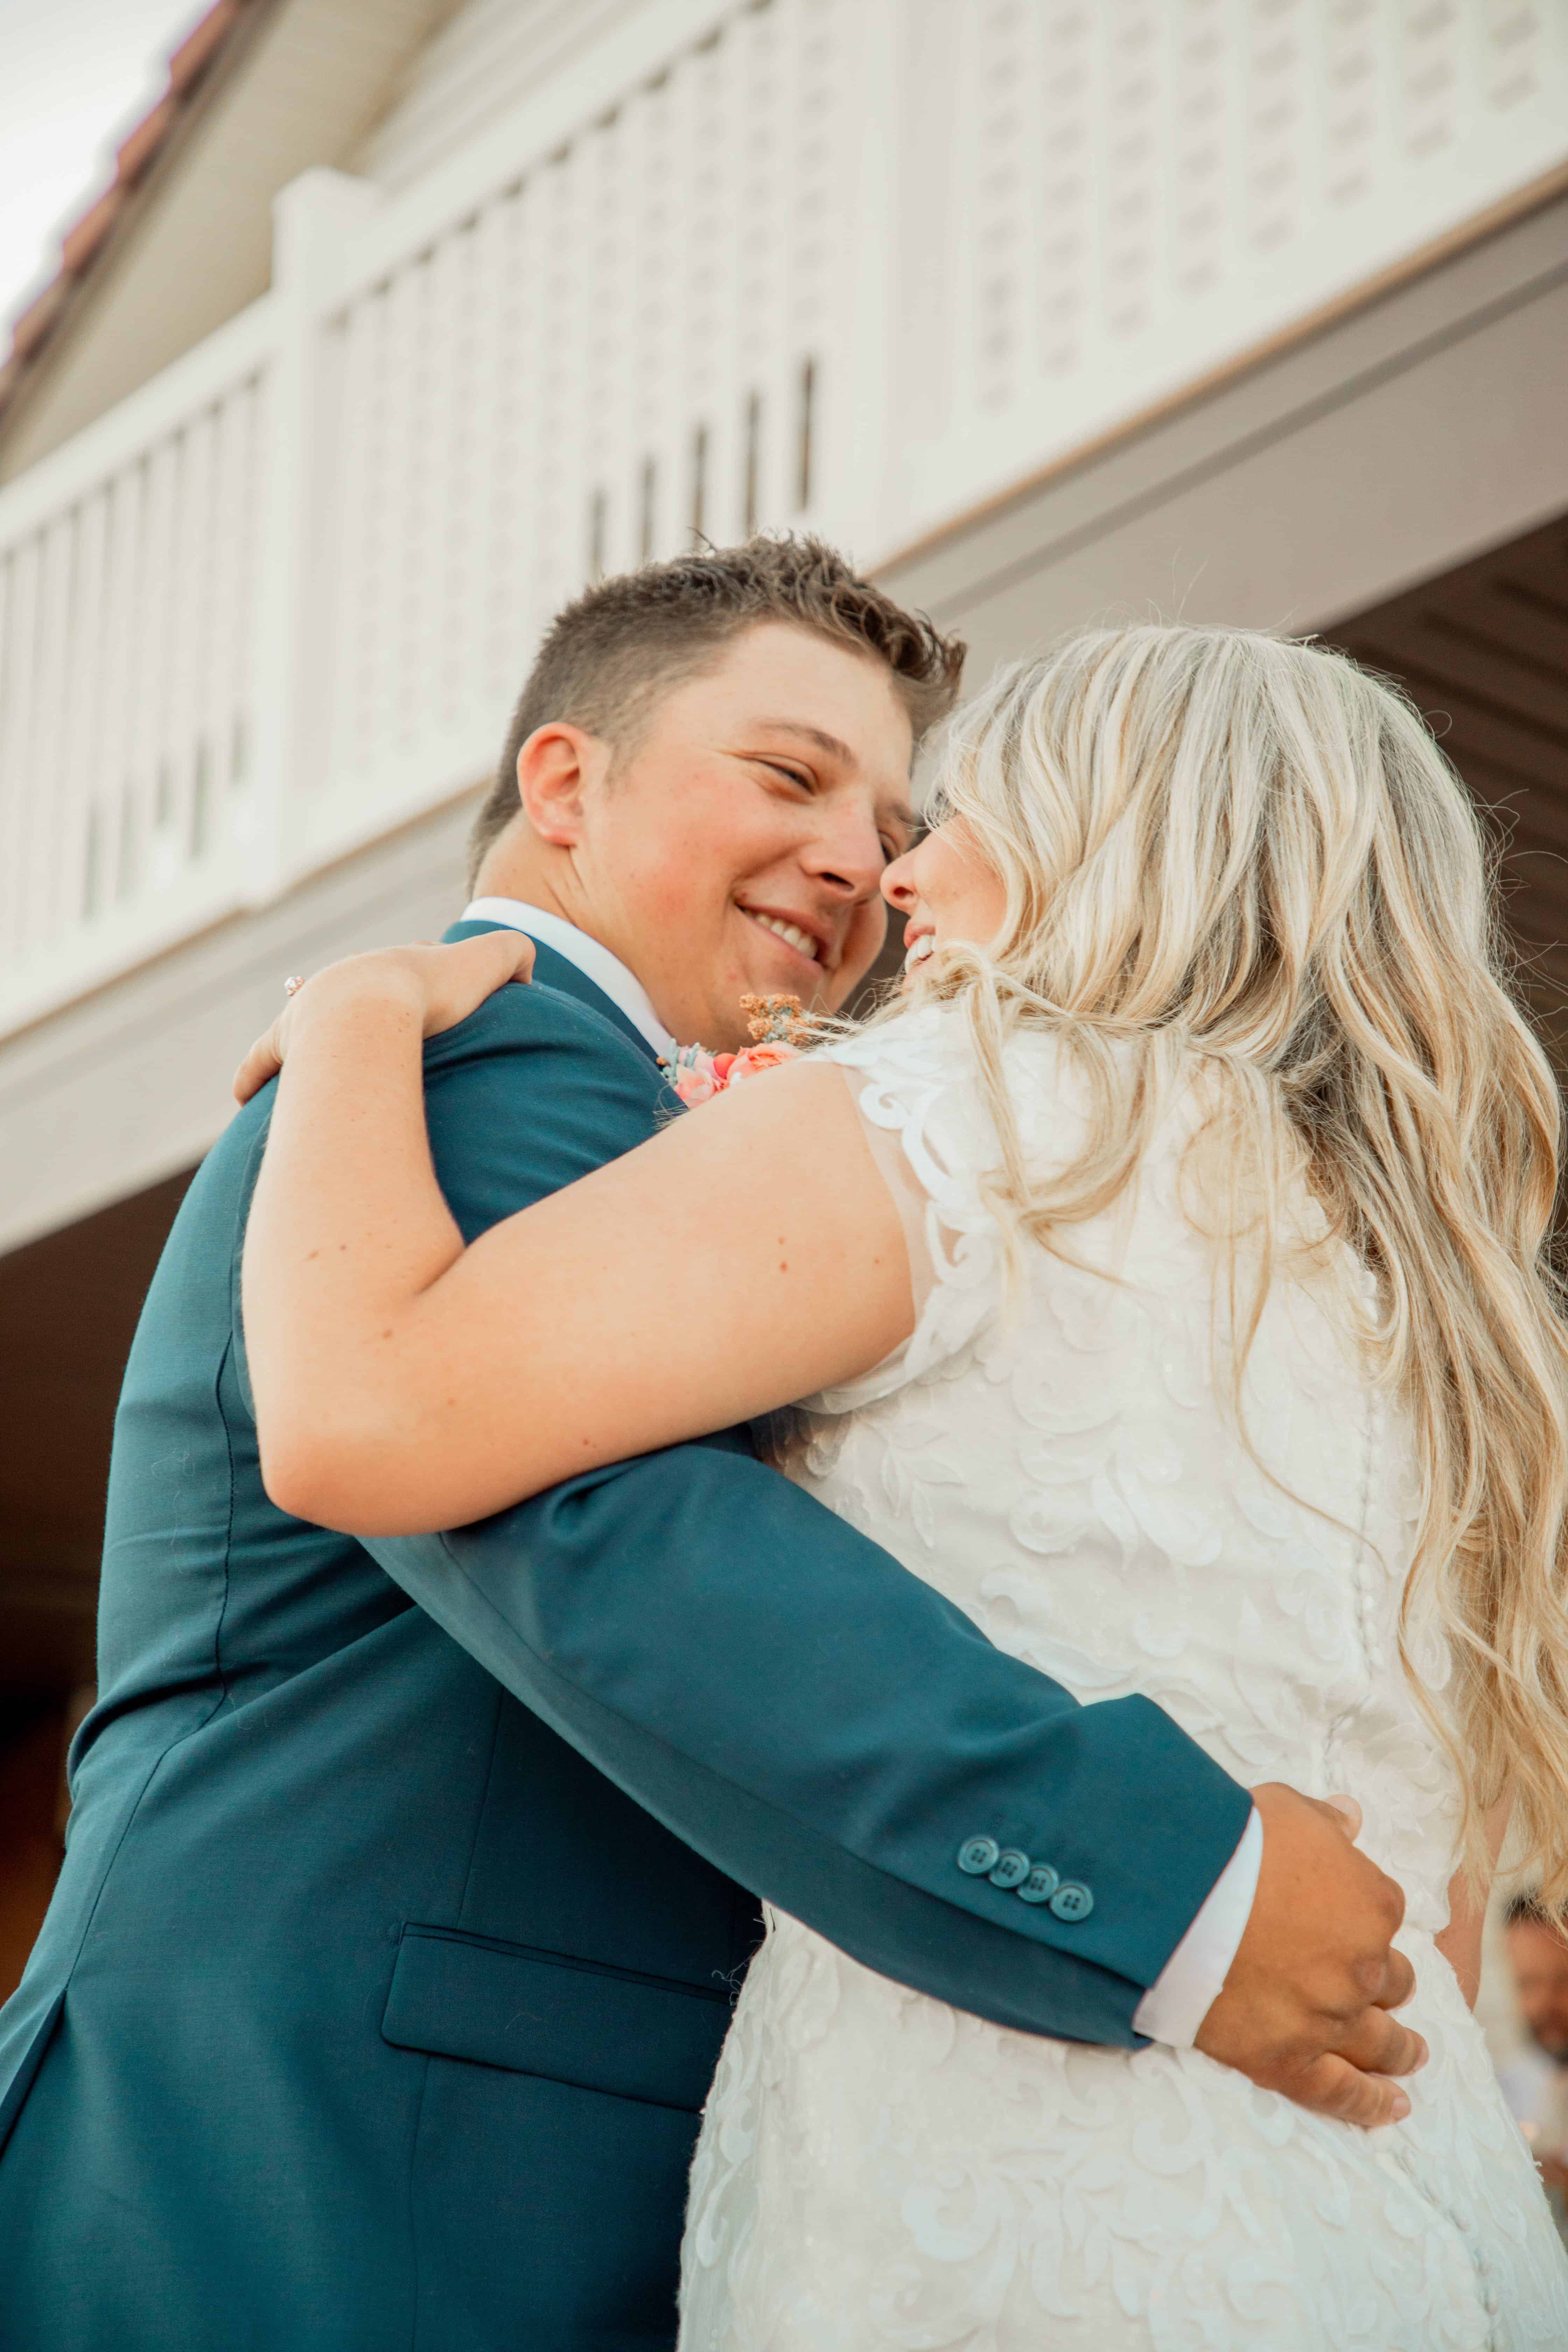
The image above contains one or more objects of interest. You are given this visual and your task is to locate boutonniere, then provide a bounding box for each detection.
[661,994,816,1107]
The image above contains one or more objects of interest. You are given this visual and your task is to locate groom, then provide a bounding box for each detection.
[0,539,1420,2348]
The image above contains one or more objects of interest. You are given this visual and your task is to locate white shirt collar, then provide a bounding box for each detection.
[461,897,674,1060]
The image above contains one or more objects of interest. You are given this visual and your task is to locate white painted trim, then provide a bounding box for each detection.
[0,296,276,546]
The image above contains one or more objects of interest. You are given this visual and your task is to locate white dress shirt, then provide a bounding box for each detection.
[1132,1806,1261,2044]
[461,892,1260,2046]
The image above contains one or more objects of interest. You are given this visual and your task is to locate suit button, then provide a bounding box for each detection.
[988,1847,1030,1890]
[957,1836,1000,1876]
[1049,1881,1094,1923]
[1017,1863,1059,1905]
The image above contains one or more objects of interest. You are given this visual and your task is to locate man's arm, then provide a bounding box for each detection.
[373,1423,1252,2046]
[239,986,1420,2097]
[1134,1809,1263,2043]
[252,982,1243,2043]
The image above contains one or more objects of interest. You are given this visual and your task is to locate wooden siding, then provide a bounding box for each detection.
[1328,513,1568,1056]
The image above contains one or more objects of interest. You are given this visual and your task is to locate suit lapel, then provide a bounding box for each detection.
[442,919,664,1068]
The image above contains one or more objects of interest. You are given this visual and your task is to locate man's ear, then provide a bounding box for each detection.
[514,722,606,847]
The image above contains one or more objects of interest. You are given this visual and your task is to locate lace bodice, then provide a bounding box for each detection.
[680,1004,1568,2350]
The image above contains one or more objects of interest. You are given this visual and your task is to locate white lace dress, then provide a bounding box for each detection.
[678,1004,1568,2352]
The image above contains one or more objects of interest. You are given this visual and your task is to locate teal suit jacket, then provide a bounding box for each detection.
[0,929,1250,2349]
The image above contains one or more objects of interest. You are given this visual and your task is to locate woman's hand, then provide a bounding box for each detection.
[233,933,536,1105]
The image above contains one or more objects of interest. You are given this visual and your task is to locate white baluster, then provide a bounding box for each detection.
[249,167,383,902]
[1,538,42,971]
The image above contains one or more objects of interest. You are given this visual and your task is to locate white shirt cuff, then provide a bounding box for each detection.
[1131,1805,1263,2047]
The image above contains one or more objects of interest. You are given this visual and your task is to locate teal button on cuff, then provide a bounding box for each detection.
[957,1836,1000,1876]
[1049,1881,1094,1923]
[957,1841,1092,1921]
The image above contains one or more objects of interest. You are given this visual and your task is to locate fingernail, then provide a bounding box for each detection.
[1390,2093,1410,2122]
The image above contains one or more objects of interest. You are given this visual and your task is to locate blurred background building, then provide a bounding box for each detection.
[1,0,1566,1990]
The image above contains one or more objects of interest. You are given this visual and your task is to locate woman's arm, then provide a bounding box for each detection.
[241,947,913,1535]
[1434,1794,1513,2009]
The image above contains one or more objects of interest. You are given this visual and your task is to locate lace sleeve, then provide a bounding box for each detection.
[798,1011,1004,1415]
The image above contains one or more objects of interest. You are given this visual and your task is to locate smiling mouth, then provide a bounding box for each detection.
[904,934,935,971]
[744,909,825,967]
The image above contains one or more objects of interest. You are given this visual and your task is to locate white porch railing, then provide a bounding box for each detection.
[1,0,1564,1040]
[0,303,272,1036]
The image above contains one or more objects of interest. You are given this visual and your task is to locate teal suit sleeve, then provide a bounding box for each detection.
[355,987,1252,2048]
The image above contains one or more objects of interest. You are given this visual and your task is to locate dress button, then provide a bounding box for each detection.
[988,1848,1030,1890]
[1049,1881,1094,1923]
[957,1836,1000,1877]
[1017,1863,1060,1905]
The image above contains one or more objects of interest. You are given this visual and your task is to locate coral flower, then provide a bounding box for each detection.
[661,996,810,1105]
[724,1042,796,1085]
[670,1064,720,1107]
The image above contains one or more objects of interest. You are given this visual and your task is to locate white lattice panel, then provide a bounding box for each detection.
[896,0,1568,542]
[301,0,856,873]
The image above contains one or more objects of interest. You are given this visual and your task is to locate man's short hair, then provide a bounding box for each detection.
[467,534,965,890]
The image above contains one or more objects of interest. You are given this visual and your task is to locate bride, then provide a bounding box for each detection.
[238,624,1568,2347]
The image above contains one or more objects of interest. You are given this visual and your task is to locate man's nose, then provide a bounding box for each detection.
[803,804,887,900]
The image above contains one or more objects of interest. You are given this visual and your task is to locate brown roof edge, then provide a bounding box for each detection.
[0,0,275,438]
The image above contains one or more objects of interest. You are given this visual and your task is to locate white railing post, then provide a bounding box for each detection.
[822,0,900,567]
[246,167,381,905]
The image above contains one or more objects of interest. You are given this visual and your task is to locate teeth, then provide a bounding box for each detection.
[905,935,936,968]
[750,912,820,962]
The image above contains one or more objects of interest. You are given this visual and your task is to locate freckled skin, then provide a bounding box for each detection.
[476,624,920,1054]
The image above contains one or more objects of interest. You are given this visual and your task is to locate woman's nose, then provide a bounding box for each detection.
[881,850,918,911]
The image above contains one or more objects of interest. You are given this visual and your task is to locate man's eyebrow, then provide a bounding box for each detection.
[751,719,859,768]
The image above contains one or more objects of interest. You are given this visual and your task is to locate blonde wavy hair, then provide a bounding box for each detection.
[899,623,1568,1900]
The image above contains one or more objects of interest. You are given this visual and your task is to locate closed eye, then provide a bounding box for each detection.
[753,753,905,861]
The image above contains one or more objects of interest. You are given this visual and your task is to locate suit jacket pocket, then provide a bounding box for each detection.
[381,1925,732,2113]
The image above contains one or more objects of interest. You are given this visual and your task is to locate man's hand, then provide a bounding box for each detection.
[1194,1784,1426,2128]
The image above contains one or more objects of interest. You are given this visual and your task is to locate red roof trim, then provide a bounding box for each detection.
[114,93,182,189]
[169,0,247,92]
